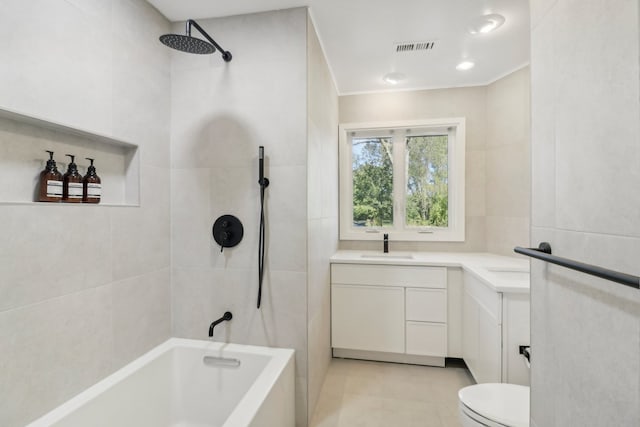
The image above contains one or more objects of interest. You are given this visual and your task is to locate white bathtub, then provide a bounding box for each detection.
[27,338,295,427]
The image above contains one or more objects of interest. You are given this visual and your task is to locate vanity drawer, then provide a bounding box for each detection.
[331,263,446,288]
[406,288,447,322]
[406,321,447,357]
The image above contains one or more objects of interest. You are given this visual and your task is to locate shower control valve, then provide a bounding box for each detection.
[212,215,244,253]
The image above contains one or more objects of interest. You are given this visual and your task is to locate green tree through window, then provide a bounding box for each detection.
[341,119,465,241]
[351,137,393,227]
[406,135,448,227]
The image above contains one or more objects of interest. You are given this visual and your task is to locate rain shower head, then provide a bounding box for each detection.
[159,34,215,55]
[159,19,232,62]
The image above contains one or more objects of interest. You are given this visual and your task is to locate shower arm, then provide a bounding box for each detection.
[186,19,232,62]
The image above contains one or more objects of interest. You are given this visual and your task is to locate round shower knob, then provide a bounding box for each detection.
[212,215,244,251]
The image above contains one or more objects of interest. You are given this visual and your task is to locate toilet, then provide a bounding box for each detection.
[458,383,529,427]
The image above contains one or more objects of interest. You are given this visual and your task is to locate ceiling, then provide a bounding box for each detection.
[147,0,530,95]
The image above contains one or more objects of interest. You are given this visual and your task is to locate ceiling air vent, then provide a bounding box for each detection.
[394,41,436,53]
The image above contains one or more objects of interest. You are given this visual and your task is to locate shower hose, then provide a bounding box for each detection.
[257,168,267,309]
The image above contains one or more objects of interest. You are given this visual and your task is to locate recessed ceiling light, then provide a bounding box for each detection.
[382,72,406,85]
[456,61,475,71]
[468,13,506,35]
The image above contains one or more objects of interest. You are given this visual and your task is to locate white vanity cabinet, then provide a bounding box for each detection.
[331,284,405,353]
[331,263,448,366]
[462,272,502,383]
[462,271,530,385]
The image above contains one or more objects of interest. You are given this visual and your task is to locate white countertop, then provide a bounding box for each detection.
[330,250,530,293]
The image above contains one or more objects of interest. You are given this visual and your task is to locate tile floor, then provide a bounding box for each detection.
[310,358,474,427]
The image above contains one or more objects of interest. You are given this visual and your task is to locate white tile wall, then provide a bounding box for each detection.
[553,1,640,238]
[168,8,332,427]
[0,1,172,425]
[111,268,171,367]
[530,8,556,229]
[0,1,112,134]
[307,15,339,424]
[485,144,530,218]
[531,8,556,227]
[0,204,112,311]
[486,216,530,256]
[0,285,114,427]
[110,165,170,280]
[486,69,531,150]
[339,86,488,153]
[465,150,486,218]
[485,67,531,256]
[530,0,640,425]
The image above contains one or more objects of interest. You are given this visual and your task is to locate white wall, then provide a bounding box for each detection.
[0,1,172,426]
[168,8,318,426]
[339,85,488,252]
[485,67,531,255]
[306,14,339,424]
[529,0,640,425]
[338,70,531,254]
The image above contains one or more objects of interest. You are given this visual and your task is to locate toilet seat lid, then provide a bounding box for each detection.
[459,383,530,427]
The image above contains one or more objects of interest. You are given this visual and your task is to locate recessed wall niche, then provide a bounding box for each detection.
[0,107,139,206]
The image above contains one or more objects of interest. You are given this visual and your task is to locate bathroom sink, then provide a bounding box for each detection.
[360,254,414,260]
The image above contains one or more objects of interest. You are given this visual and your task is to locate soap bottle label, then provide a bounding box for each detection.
[46,180,63,198]
[87,183,102,198]
[68,182,83,199]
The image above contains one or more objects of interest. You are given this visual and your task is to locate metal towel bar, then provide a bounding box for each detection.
[514,242,639,290]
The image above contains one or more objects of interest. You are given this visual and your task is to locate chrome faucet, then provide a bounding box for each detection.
[383,233,389,253]
[209,311,232,338]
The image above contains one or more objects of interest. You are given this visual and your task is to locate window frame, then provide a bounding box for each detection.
[339,118,466,242]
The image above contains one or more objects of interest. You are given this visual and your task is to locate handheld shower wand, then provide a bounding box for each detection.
[257,147,269,309]
[259,147,269,188]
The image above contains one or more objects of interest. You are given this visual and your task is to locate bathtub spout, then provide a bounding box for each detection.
[209,311,233,338]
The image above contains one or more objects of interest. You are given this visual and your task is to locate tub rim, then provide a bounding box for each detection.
[26,337,295,427]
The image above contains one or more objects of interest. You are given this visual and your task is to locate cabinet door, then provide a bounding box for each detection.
[462,286,479,378]
[331,284,405,353]
[462,280,502,384]
[406,321,447,356]
[476,301,502,383]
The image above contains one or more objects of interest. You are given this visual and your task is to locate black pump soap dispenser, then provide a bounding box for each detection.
[62,154,83,203]
[82,158,101,204]
[37,150,63,202]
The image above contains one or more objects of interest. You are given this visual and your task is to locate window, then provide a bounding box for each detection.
[339,118,465,241]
